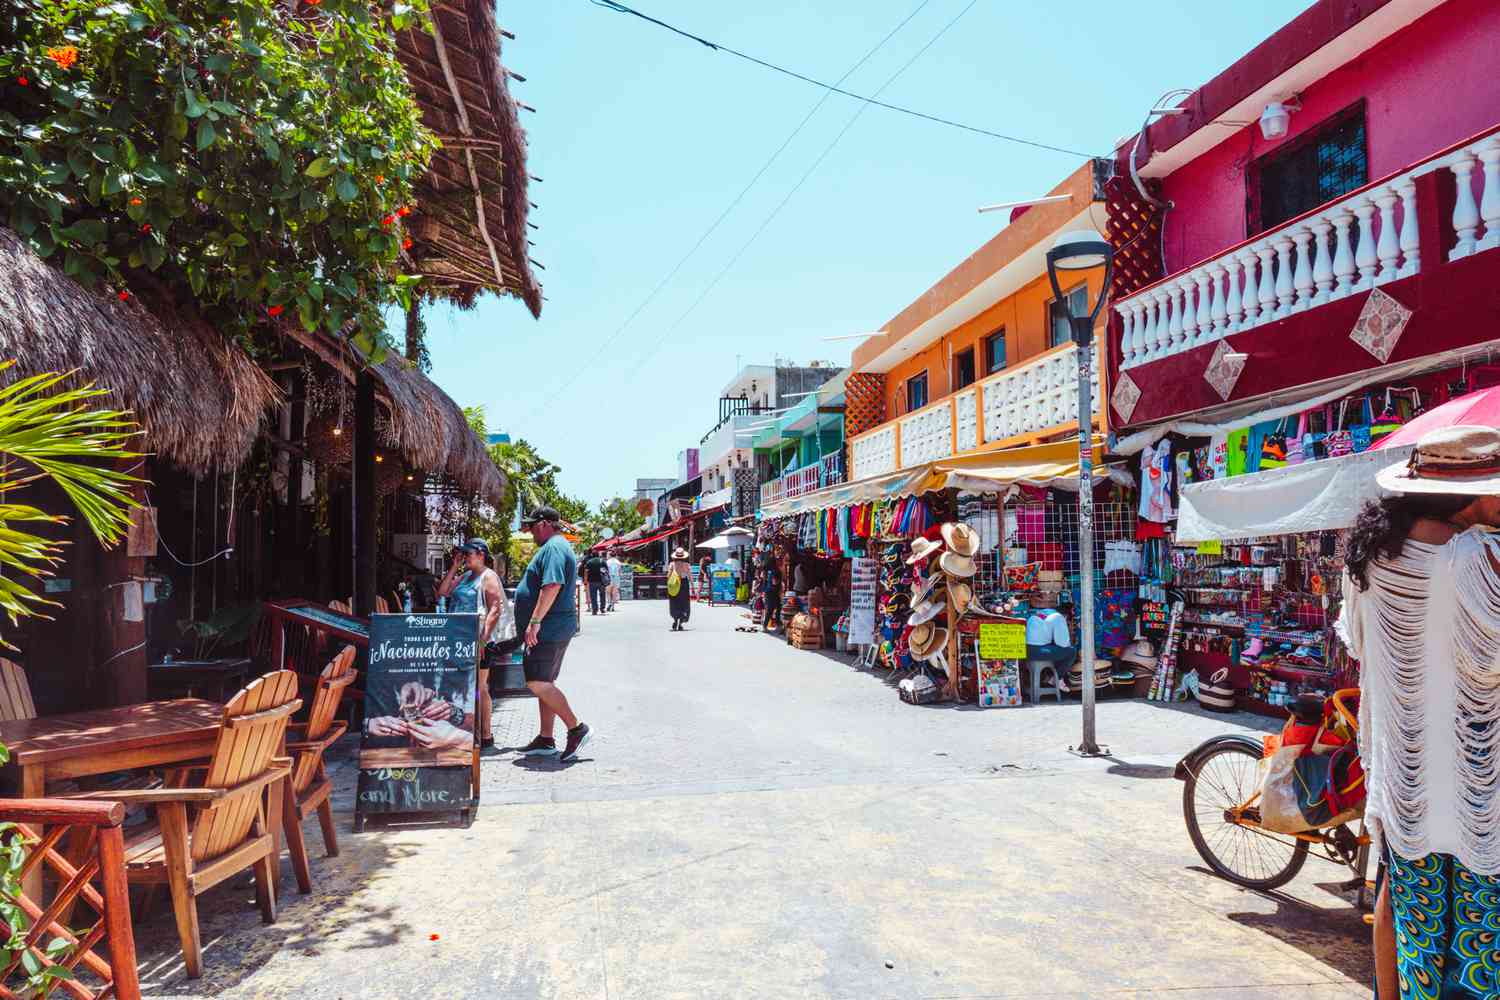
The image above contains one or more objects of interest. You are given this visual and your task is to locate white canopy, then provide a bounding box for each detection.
[695,527,753,550]
[1175,446,1413,542]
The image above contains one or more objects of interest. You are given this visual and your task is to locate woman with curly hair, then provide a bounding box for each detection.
[1342,426,1500,1000]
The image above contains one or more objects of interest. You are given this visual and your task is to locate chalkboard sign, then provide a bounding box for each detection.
[356,613,479,828]
[848,557,876,645]
[618,565,635,600]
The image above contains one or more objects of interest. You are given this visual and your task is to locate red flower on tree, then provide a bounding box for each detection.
[402,237,413,250]
[267,305,285,317]
[17,77,27,86]
[45,46,79,70]
[396,205,411,217]
[140,223,151,234]
[129,197,143,206]
[381,215,395,227]
[117,290,130,301]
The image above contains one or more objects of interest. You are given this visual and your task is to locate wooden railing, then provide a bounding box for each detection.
[0,799,140,1000]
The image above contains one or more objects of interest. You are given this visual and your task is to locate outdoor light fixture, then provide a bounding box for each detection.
[332,426,342,437]
[1259,99,1300,140]
[1045,227,1114,758]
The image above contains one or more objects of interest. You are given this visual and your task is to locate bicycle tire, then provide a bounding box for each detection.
[1183,740,1309,891]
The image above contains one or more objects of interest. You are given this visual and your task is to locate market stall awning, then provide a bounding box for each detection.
[903,439,1117,495]
[758,438,1123,519]
[696,527,753,550]
[1176,446,1413,542]
[612,524,679,553]
[0,228,280,475]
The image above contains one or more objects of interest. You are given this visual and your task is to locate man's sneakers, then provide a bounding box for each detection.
[518,735,557,757]
[560,722,591,762]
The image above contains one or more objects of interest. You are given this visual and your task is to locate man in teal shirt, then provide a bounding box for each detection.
[513,506,591,761]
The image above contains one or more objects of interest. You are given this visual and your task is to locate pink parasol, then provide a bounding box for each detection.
[1375,385,1500,450]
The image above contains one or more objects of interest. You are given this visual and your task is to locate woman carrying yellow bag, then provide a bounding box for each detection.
[667,547,693,632]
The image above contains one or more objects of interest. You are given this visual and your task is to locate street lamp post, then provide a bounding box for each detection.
[1046,229,1114,757]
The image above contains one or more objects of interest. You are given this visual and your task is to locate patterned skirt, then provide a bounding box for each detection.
[1388,850,1500,999]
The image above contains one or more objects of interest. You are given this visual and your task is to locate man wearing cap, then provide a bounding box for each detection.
[514,506,592,760]
[582,550,610,616]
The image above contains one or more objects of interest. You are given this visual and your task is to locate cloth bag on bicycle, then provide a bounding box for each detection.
[1259,695,1366,834]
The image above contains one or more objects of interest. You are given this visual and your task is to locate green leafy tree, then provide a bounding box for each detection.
[574,496,644,551]
[0,0,437,355]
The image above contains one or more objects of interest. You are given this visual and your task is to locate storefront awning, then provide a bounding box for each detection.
[612,524,679,553]
[1176,446,1413,542]
[759,438,1124,519]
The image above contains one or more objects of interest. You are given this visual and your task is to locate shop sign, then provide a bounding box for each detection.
[1195,540,1223,555]
[977,622,1027,660]
[618,565,634,600]
[356,613,479,820]
[710,564,737,603]
[849,557,877,645]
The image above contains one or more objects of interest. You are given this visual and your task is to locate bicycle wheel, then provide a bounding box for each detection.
[1182,740,1308,890]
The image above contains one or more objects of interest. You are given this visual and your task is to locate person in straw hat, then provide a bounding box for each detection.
[1342,426,1500,999]
[667,547,694,631]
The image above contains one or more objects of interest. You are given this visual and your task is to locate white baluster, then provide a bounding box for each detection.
[1223,256,1243,331]
[1194,269,1218,344]
[1291,227,1314,311]
[1330,207,1357,299]
[1152,288,1172,359]
[1273,236,1295,317]
[1354,198,1378,290]
[1477,137,1500,253]
[1209,263,1228,336]
[1256,243,1278,322]
[1166,282,1185,356]
[1179,277,1198,347]
[1373,187,1401,284]
[1396,178,1420,277]
[1310,217,1334,304]
[1131,299,1148,364]
[1237,249,1259,327]
[1143,292,1162,361]
[1450,150,1480,260]
[1116,304,1136,368]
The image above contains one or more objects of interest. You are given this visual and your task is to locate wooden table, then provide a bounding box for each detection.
[148,657,252,702]
[0,699,227,901]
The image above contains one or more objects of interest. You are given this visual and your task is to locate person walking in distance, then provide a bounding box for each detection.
[434,538,510,749]
[582,550,610,616]
[606,552,623,611]
[698,552,713,601]
[667,547,693,631]
[513,506,592,760]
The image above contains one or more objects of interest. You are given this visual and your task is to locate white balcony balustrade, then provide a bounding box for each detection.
[848,344,1101,479]
[1116,128,1500,369]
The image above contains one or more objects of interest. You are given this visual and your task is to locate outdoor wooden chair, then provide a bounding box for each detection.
[0,657,36,722]
[328,599,352,614]
[374,595,390,614]
[68,671,301,979]
[280,646,357,891]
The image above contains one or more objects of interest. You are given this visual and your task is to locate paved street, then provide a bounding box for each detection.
[136,600,1373,999]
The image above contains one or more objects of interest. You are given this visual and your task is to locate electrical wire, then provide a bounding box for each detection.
[588,0,1098,159]
[522,0,937,425]
[619,0,984,382]
[143,488,234,567]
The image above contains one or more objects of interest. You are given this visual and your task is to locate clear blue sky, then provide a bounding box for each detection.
[414,0,1311,508]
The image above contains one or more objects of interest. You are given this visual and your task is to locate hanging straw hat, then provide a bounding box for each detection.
[908,624,948,661]
[911,571,945,607]
[939,551,977,579]
[906,536,944,565]
[940,522,980,557]
[1376,425,1500,494]
[948,581,974,615]
[908,596,945,626]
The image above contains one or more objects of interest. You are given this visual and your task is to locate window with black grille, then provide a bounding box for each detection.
[1254,103,1367,233]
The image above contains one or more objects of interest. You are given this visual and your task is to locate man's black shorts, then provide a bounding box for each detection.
[523,638,570,683]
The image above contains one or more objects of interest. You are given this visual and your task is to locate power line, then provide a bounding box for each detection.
[620,0,984,382]
[589,0,1097,160]
[522,0,937,425]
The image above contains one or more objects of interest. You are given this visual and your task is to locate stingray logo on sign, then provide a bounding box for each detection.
[404,615,447,629]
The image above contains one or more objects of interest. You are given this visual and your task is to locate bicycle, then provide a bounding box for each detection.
[1175,688,1371,896]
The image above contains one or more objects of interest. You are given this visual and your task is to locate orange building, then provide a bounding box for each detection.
[841,160,1111,483]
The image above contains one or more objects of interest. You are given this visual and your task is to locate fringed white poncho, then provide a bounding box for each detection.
[1341,528,1500,874]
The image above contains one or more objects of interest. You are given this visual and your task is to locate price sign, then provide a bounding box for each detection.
[978,622,1027,660]
[848,557,877,645]
[1195,540,1223,555]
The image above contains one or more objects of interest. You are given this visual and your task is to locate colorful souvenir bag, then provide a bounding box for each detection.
[1370,388,1406,441]
[1004,562,1040,593]
[1325,401,1355,458]
[1258,418,1290,469]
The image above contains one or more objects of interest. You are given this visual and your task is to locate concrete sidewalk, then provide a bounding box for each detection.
[132,600,1372,999]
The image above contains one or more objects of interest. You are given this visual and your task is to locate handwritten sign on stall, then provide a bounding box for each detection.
[978,622,1027,660]
[848,557,877,645]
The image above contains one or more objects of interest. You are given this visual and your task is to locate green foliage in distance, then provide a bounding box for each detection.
[0,0,436,357]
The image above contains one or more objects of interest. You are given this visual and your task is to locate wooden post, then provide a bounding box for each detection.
[352,370,376,618]
[944,585,960,700]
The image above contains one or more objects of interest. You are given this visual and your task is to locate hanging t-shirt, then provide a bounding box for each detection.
[1225,428,1249,477]
[1139,439,1174,523]
[1206,432,1229,481]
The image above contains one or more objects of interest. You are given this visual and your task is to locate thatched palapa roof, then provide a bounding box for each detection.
[373,356,507,504]
[397,0,542,316]
[0,228,280,475]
